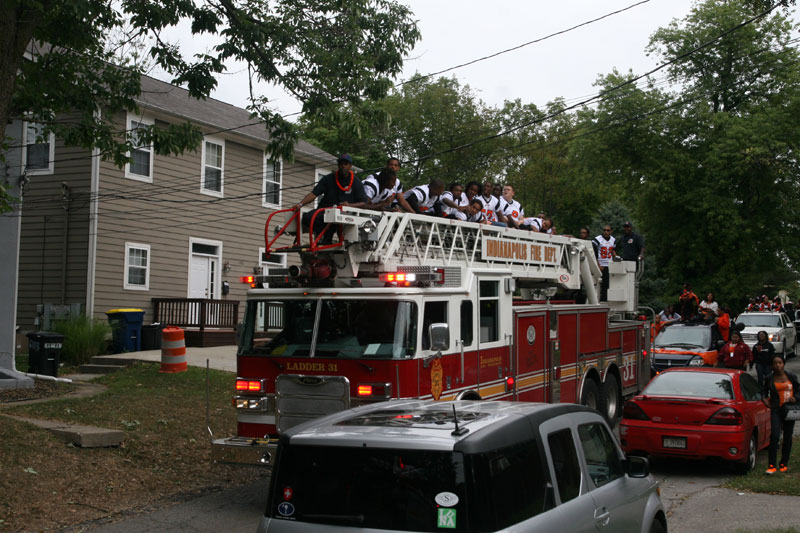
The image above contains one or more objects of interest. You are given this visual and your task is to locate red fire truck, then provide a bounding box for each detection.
[212,206,650,465]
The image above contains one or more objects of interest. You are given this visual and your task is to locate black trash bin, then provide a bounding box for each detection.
[26,331,65,377]
[141,323,164,351]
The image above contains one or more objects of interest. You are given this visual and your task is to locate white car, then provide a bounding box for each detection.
[735,312,796,357]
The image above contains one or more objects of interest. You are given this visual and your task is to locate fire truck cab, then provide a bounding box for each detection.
[212,206,649,466]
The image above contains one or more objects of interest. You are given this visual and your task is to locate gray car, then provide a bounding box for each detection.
[257,400,666,533]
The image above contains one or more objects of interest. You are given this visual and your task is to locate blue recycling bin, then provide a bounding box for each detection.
[106,308,145,353]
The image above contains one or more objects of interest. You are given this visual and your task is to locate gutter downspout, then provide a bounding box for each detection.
[60,182,71,304]
[86,112,100,318]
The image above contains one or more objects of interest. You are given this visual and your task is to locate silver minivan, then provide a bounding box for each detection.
[257,400,666,533]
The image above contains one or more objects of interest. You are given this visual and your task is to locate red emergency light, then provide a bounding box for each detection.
[505,376,515,392]
[240,276,255,284]
[236,379,262,392]
[379,272,417,283]
[356,383,391,398]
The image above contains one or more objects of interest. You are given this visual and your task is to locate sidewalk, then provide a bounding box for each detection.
[100,345,238,373]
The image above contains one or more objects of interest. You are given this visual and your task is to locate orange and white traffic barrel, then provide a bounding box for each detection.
[160,327,187,373]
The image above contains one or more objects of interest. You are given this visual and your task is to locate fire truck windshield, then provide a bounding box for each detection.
[239,299,418,359]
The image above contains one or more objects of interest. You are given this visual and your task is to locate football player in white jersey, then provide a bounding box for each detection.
[465,198,490,224]
[498,184,523,228]
[440,182,468,220]
[362,168,399,210]
[404,178,446,215]
[592,225,616,301]
[477,181,506,225]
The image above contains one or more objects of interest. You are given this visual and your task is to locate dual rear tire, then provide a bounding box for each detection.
[580,373,621,425]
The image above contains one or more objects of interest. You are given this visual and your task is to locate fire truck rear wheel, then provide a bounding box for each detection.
[580,379,601,413]
[602,373,621,424]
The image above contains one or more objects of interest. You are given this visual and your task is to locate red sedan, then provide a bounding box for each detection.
[619,368,770,473]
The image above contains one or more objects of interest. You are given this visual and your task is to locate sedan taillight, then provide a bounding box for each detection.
[705,407,743,426]
[622,400,650,421]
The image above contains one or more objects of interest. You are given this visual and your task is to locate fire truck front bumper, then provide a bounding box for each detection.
[211,436,277,468]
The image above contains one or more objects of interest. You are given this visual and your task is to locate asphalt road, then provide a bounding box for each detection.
[65,357,800,533]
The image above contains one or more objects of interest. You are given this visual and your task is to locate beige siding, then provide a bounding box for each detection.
[16,138,91,328]
[92,111,320,324]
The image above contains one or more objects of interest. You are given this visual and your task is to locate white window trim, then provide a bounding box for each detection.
[313,166,332,209]
[188,237,223,299]
[21,121,55,175]
[201,136,225,198]
[124,112,154,182]
[259,247,288,268]
[262,156,283,208]
[124,242,150,291]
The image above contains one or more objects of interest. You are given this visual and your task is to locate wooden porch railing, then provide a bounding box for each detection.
[152,298,239,330]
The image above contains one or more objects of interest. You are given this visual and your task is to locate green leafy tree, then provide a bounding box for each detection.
[640,0,800,306]
[299,75,504,187]
[1,0,420,211]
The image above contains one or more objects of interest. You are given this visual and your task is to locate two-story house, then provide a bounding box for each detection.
[14,74,336,346]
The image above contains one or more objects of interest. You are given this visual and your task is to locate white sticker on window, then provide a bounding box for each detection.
[435,492,459,507]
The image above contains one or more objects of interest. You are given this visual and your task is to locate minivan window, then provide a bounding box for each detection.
[270,445,467,531]
[467,441,551,531]
[547,429,581,503]
[578,423,624,488]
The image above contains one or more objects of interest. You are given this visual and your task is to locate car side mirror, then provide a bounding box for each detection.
[625,455,650,478]
[716,339,726,348]
[429,323,449,352]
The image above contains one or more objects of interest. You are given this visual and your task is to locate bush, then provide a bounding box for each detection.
[52,315,111,366]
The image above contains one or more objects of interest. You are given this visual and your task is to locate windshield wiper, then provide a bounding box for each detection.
[304,514,365,525]
[658,343,703,348]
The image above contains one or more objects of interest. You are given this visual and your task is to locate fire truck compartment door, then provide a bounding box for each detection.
[514,313,548,403]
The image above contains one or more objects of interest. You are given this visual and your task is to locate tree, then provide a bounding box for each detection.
[1,0,420,210]
[299,75,504,187]
[642,1,800,306]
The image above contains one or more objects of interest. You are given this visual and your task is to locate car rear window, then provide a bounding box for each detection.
[269,445,468,531]
[644,372,734,399]
[737,314,781,328]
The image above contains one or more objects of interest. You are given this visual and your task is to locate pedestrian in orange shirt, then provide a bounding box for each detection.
[762,355,800,474]
[716,307,731,342]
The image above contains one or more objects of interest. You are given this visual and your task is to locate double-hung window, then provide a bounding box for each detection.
[23,121,54,175]
[125,114,153,182]
[202,137,224,197]
[262,157,282,208]
[124,243,150,290]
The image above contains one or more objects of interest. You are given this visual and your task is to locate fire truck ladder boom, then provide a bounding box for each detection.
[266,207,637,311]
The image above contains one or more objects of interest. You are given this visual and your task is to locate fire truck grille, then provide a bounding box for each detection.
[275,374,350,434]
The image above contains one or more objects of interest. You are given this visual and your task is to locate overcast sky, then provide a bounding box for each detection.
[189,0,701,118]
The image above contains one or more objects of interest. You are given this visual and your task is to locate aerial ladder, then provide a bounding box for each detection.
[262,206,638,313]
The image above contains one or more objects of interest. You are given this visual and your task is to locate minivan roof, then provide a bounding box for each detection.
[281,400,594,453]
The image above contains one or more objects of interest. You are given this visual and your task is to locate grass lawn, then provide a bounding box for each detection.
[0,363,266,531]
[724,437,800,496]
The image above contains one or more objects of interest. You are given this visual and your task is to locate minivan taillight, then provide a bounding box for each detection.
[622,400,650,421]
[705,407,743,426]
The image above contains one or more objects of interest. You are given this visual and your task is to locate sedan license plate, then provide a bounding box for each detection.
[663,437,687,449]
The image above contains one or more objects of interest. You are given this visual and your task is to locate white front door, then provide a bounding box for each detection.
[189,255,213,299]
[188,237,222,325]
